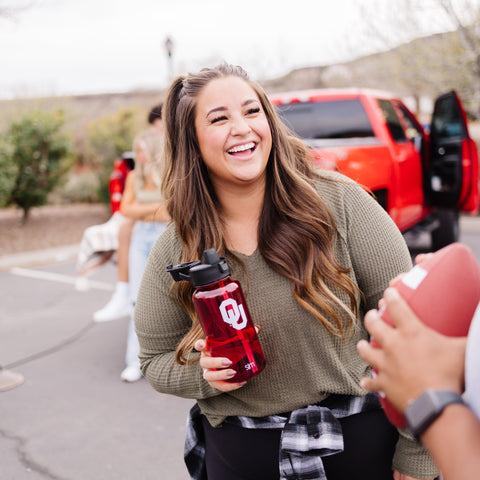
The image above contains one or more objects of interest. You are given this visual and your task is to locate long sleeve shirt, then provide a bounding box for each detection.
[135,171,437,478]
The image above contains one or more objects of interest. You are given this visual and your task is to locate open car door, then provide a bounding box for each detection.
[428,91,479,213]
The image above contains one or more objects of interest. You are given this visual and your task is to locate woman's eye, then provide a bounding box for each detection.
[246,107,261,115]
[211,115,227,124]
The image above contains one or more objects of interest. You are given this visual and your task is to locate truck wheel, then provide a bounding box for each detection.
[431,209,459,251]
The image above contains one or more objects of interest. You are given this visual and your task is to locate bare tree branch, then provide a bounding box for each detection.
[352,0,480,118]
[0,1,38,20]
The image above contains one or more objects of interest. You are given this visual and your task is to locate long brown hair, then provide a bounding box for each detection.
[162,64,360,364]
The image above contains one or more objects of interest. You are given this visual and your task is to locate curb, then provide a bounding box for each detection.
[0,217,478,272]
[0,244,80,271]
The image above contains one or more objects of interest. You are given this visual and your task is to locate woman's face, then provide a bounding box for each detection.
[194,76,272,190]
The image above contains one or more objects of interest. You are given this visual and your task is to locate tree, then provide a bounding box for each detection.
[356,0,480,118]
[3,110,72,222]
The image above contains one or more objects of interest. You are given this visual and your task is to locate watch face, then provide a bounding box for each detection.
[405,391,434,435]
[405,390,465,438]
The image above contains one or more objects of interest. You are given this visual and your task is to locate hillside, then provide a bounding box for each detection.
[0,31,458,129]
[1,29,478,153]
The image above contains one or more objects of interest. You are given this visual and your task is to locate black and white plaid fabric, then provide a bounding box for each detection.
[184,393,380,480]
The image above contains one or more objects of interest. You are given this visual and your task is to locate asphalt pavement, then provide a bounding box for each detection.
[1,215,479,480]
[0,258,194,480]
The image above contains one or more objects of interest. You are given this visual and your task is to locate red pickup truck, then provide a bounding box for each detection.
[270,88,479,250]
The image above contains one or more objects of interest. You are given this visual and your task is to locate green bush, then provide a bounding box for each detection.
[1,110,73,222]
[49,170,100,204]
[0,136,17,207]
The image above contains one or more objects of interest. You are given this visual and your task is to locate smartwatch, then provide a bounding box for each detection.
[405,389,465,439]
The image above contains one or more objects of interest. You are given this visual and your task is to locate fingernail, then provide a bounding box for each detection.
[385,288,399,299]
[221,359,232,367]
[226,370,236,378]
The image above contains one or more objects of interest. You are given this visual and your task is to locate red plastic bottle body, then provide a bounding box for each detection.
[193,277,265,383]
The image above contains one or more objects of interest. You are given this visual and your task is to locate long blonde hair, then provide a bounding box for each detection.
[162,64,361,365]
[132,129,165,190]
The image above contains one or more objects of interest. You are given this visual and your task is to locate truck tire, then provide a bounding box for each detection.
[431,209,459,251]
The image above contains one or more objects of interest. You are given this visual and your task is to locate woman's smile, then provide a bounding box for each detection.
[227,141,257,158]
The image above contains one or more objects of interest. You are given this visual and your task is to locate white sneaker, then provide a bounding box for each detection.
[120,365,143,382]
[0,369,24,392]
[93,289,132,322]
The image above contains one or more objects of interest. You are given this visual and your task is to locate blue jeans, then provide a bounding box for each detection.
[125,221,167,368]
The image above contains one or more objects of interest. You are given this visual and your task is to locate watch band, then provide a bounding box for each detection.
[405,389,465,439]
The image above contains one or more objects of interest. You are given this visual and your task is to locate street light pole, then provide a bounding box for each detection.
[164,36,174,84]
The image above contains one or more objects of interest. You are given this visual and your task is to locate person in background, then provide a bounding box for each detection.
[357,286,480,480]
[92,103,165,322]
[91,217,135,321]
[147,103,164,131]
[134,64,437,479]
[119,114,169,382]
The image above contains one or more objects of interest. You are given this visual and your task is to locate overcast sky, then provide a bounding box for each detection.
[0,0,465,99]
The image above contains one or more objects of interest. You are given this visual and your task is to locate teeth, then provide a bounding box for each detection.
[228,142,255,153]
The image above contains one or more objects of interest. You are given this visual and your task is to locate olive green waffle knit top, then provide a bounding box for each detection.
[135,172,438,478]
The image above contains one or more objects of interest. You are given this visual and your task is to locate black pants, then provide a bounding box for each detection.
[202,409,399,480]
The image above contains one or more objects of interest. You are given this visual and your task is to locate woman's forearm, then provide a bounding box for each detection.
[121,201,169,222]
[119,170,170,222]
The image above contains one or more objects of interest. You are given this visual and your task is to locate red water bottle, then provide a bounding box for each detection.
[167,249,266,383]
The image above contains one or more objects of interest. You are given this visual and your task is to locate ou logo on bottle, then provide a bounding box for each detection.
[219,298,248,330]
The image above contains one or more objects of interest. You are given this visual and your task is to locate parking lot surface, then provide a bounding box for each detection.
[1,215,479,479]
[1,261,193,480]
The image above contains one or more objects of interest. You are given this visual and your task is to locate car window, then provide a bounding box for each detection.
[275,99,375,140]
[396,104,423,141]
[431,94,467,139]
[377,99,407,143]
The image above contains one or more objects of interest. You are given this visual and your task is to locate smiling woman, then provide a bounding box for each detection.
[134,63,438,480]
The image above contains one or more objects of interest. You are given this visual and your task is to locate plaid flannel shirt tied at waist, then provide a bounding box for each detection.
[184,393,381,480]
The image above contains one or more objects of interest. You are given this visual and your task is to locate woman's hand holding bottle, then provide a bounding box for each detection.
[195,339,247,392]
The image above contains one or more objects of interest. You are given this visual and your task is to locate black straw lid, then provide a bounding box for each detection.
[166,248,230,287]
[189,249,230,287]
